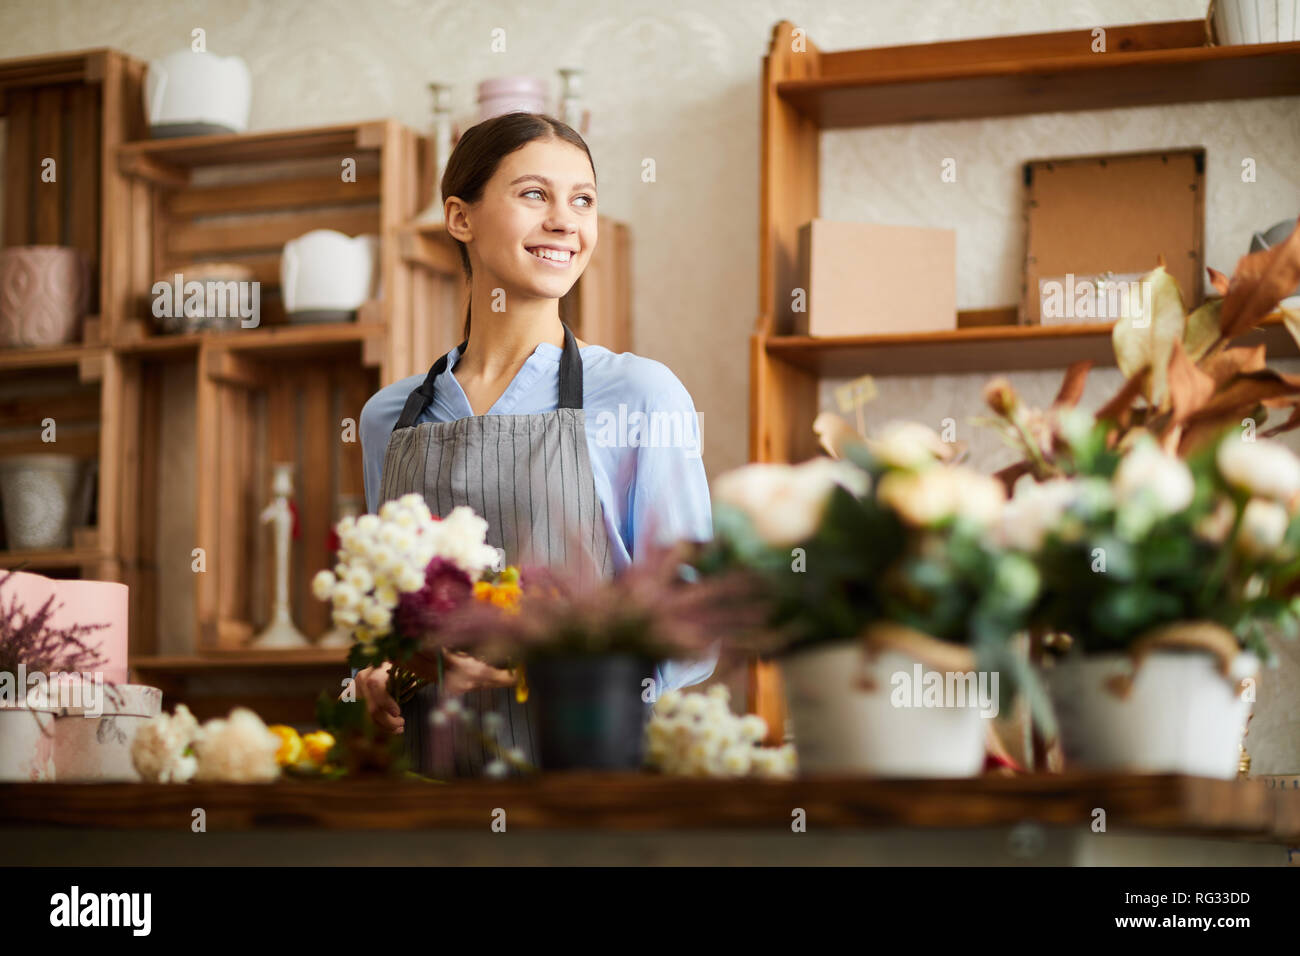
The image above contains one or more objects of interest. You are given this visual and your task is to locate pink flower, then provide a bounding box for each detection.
[395,557,473,636]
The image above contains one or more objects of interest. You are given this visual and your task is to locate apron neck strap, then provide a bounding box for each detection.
[394,321,583,430]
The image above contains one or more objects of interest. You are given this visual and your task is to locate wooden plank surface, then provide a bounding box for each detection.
[0,773,1292,837]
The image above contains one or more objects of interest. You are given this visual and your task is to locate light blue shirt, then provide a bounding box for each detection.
[359,339,717,693]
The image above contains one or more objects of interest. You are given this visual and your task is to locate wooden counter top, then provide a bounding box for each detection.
[3,773,1298,842]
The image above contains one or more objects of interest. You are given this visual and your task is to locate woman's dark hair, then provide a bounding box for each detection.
[440,112,596,341]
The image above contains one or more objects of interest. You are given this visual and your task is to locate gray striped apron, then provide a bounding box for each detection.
[378,322,616,777]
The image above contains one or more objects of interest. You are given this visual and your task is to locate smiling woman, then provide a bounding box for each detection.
[353,113,716,778]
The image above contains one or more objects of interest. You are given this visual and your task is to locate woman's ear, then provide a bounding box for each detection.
[444,196,473,243]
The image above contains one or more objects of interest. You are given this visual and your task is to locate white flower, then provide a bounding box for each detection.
[656,689,683,718]
[951,468,1006,527]
[1238,498,1290,558]
[713,457,868,547]
[877,467,956,527]
[311,570,336,601]
[739,714,768,743]
[131,704,200,783]
[867,420,951,469]
[996,477,1080,551]
[333,607,360,628]
[362,600,392,631]
[331,582,361,610]
[720,745,753,776]
[345,564,374,594]
[1113,440,1194,516]
[1217,435,1300,503]
[192,708,281,783]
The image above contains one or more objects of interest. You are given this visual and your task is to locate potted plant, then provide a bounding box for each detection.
[693,423,1048,777]
[980,220,1300,776]
[429,543,760,772]
[0,568,122,781]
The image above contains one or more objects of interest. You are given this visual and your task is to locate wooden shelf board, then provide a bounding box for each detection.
[131,649,349,673]
[114,320,385,357]
[0,343,107,371]
[779,24,1300,127]
[0,772,1294,837]
[0,547,108,570]
[765,315,1299,377]
[0,47,109,97]
[118,120,394,168]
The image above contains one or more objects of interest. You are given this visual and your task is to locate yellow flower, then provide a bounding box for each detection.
[300,731,336,766]
[267,725,303,767]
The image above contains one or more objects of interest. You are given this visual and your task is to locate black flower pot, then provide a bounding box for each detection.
[525,653,655,771]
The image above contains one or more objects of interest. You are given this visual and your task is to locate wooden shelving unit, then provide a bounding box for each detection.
[752,18,1300,466]
[749,17,1300,743]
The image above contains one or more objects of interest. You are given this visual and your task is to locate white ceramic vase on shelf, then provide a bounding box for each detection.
[145,49,251,137]
[1211,0,1300,43]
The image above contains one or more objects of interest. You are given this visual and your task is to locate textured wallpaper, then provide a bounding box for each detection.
[1,0,1297,481]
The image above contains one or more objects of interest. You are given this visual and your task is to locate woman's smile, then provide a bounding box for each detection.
[526,244,575,267]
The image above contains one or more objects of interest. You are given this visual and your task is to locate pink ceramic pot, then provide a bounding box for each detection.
[0,245,91,347]
[477,76,548,120]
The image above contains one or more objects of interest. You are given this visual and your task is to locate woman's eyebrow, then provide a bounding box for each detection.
[509,174,597,192]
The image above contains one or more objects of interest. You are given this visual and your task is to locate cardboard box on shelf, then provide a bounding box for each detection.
[793,220,956,337]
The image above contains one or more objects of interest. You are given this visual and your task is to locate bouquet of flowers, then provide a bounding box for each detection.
[992,414,1300,663]
[311,493,524,705]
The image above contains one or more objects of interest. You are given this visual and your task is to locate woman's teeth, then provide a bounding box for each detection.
[528,247,571,263]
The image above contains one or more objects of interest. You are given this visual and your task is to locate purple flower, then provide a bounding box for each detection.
[394,557,473,637]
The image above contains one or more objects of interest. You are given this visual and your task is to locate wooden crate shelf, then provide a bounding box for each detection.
[113,118,425,383]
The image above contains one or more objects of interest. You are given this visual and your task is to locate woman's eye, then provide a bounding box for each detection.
[523,188,544,199]
[575,195,594,207]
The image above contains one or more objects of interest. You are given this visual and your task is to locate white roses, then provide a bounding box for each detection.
[713,457,870,546]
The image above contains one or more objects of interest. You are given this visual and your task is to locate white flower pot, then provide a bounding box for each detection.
[0,454,84,549]
[779,638,988,776]
[1213,0,1300,43]
[145,49,251,134]
[53,684,163,782]
[0,705,58,781]
[1044,650,1257,778]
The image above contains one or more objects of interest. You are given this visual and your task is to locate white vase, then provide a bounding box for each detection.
[779,637,989,777]
[0,454,84,549]
[53,684,163,782]
[1213,0,1300,43]
[145,49,251,134]
[1044,649,1257,778]
[0,705,58,781]
[280,230,380,317]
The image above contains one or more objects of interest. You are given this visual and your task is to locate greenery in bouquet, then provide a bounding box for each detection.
[310,493,521,706]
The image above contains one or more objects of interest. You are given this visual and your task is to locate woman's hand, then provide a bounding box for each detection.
[351,662,404,734]
[404,648,517,698]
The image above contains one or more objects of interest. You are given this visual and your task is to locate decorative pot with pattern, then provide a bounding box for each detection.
[0,454,84,549]
[54,684,163,782]
[0,246,90,347]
